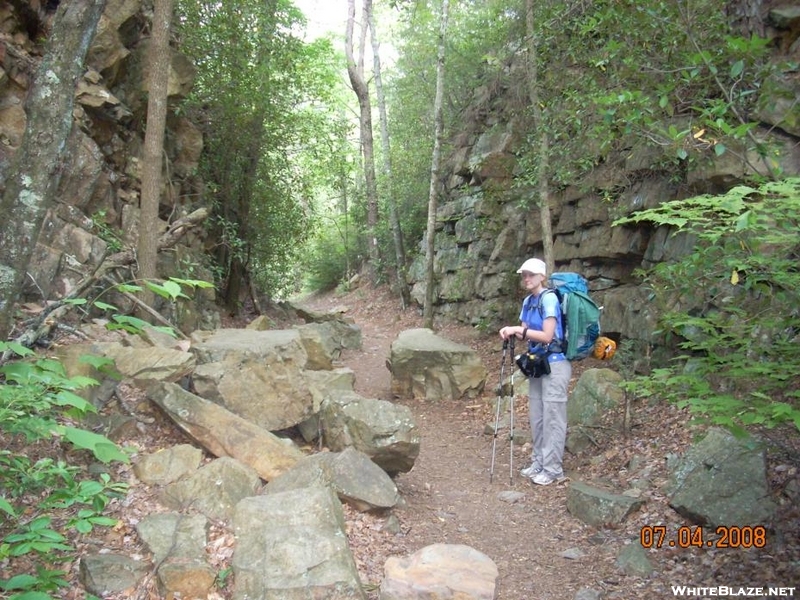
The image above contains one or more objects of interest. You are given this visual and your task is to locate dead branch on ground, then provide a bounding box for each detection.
[2,208,208,361]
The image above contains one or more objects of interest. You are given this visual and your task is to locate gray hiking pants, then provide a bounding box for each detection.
[528,359,571,478]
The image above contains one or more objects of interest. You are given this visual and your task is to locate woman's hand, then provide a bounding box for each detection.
[499,325,522,340]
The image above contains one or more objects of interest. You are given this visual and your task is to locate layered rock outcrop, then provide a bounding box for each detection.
[0,0,216,331]
[407,5,800,347]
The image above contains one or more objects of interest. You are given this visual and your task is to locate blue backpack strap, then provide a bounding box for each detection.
[534,288,565,354]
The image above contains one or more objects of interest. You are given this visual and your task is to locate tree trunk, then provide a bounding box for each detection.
[369,7,411,308]
[137,0,174,314]
[725,0,764,38]
[422,0,449,329]
[525,0,555,274]
[222,113,264,312]
[0,0,107,340]
[346,0,380,285]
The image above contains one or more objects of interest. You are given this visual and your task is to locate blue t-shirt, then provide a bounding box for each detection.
[519,290,566,361]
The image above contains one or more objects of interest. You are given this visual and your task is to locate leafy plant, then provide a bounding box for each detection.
[614,178,800,434]
[216,566,233,590]
[0,454,77,499]
[90,210,123,253]
[0,341,130,598]
[44,473,126,534]
[0,565,69,596]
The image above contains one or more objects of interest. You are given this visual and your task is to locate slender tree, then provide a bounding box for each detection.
[346,0,380,284]
[0,0,107,340]
[525,0,555,274]
[422,0,449,329]
[369,5,410,306]
[137,0,173,312]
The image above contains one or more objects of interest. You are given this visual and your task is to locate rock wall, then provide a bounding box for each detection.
[408,5,800,348]
[0,0,218,331]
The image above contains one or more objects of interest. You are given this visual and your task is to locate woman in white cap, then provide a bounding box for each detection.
[499,257,571,485]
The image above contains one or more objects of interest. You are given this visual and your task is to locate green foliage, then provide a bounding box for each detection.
[86,276,213,337]
[89,210,123,253]
[304,214,363,292]
[0,341,129,599]
[0,566,70,599]
[0,463,126,595]
[0,345,117,452]
[177,0,346,301]
[614,178,800,433]
[443,0,778,208]
[388,0,514,236]
[0,458,127,597]
[2,517,72,557]
[216,566,233,590]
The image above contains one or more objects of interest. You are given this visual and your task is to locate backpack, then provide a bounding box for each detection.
[540,272,603,361]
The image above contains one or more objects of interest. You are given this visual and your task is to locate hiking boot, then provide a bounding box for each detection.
[532,472,569,486]
[520,464,543,479]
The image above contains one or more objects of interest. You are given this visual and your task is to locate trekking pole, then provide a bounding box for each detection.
[489,338,509,483]
[508,336,515,485]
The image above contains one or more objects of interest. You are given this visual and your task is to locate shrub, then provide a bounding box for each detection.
[613,178,800,435]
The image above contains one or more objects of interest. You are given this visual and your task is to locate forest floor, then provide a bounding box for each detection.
[2,283,798,600]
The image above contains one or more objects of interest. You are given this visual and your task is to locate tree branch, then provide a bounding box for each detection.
[2,207,208,358]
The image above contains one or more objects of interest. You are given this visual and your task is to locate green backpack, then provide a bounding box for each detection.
[542,272,602,361]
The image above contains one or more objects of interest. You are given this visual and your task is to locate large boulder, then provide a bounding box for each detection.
[566,481,646,527]
[265,447,401,512]
[190,329,317,431]
[136,513,215,599]
[145,381,304,481]
[232,486,367,600]
[320,391,420,475]
[387,328,486,401]
[160,457,261,523]
[566,368,624,453]
[666,427,777,527]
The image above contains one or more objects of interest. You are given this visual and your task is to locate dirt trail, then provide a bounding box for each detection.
[299,285,798,600]
[301,288,648,599]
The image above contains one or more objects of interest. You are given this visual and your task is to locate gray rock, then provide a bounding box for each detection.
[136,513,208,563]
[615,540,654,577]
[232,485,366,600]
[574,588,603,600]
[136,513,215,598]
[667,427,776,527]
[133,443,203,485]
[298,320,363,369]
[387,328,486,401]
[161,456,261,522]
[146,381,304,481]
[567,368,625,453]
[321,390,420,475]
[566,481,645,527]
[497,490,526,504]
[265,447,401,511]
[567,368,624,427]
[298,368,357,442]
[190,329,316,431]
[103,344,197,383]
[561,547,586,560]
[79,554,150,596]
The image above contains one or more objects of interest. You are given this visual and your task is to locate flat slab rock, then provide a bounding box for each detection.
[380,543,498,600]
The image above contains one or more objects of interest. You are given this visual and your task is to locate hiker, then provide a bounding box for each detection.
[499,257,571,486]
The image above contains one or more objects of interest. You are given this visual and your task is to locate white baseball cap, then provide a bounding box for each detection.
[516,258,546,275]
